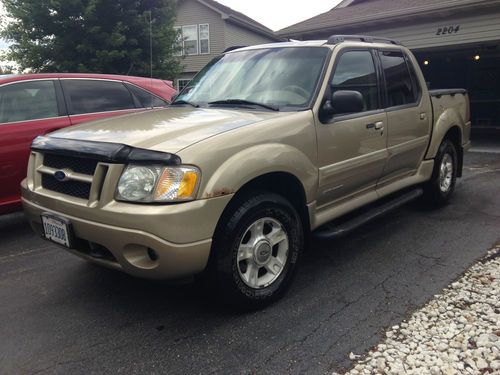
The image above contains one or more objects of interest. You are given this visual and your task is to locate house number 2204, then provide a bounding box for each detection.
[436,25,460,35]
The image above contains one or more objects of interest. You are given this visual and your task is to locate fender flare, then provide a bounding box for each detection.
[201,143,318,202]
[425,108,464,159]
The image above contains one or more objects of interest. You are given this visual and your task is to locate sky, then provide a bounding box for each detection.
[216,0,341,31]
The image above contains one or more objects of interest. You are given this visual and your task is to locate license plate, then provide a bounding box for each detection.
[41,214,71,248]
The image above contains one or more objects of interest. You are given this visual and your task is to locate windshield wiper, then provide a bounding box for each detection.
[170,100,200,108]
[208,99,279,111]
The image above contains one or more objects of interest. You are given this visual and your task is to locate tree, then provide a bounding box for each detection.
[0,0,182,79]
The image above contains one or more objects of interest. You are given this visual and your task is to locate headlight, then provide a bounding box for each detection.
[115,165,200,203]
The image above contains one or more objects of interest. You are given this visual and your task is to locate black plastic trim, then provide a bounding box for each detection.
[53,80,69,117]
[223,45,247,53]
[31,136,181,165]
[429,89,468,97]
[325,35,400,46]
[314,188,423,239]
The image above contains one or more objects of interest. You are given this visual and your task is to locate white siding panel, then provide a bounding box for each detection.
[359,12,500,49]
[175,0,225,72]
[224,22,278,48]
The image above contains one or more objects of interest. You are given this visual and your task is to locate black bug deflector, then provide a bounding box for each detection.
[31,136,182,165]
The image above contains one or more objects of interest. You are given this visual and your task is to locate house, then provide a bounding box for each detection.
[174,0,284,91]
[277,0,500,134]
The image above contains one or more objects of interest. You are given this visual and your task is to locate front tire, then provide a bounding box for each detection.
[209,192,303,310]
[424,139,458,206]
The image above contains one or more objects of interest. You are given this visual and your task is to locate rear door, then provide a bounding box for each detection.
[315,48,388,208]
[0,79,70,210]
[377,50,433,185]
[60,79,145,125]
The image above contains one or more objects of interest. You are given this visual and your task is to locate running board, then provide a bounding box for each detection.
[313,188,423,240]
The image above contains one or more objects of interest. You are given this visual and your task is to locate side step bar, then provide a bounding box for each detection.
[314,188,423,240]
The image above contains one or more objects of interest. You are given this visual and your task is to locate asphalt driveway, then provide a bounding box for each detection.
[0,151,499,375]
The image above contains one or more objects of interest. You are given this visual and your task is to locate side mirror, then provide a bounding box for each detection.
[322,90,364,116]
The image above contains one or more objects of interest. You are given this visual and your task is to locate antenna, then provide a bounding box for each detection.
[149,9,153,109]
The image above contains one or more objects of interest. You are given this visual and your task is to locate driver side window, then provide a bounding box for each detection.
[331,50,379,112]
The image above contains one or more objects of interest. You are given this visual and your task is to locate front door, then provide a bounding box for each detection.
[0,80,71,213]
[315,49,388,208]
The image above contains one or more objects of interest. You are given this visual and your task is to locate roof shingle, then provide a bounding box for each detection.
[278,0,486,37]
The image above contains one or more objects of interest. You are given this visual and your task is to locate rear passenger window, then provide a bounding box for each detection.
[331,50,379,112]
[0,80,58,123]
[126,84,168,108]
[379,51,417,107]
[62,80,136,115]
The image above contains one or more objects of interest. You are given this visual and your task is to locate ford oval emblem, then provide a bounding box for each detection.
[54,170,68,182]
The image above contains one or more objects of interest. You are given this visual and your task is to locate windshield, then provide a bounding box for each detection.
[174,47,330,111]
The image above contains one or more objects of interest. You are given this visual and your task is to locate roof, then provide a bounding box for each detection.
[0,73,176,99]
[228,40,329,52]
[197,0,285,41]
[225,37,403,53]
[278,0,494,38]
[0,72,171,84]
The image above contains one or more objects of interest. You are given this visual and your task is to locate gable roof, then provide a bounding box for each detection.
[197,0,284,41]
[278,0,496,38]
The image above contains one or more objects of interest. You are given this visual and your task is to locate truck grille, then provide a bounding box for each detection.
[43,154,98,175]
[42,174,92,199]
[38,153,104,201]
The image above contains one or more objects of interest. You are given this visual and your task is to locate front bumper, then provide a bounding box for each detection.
[22,183,233,280]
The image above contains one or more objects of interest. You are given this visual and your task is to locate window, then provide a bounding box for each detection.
[174,24,210,56]
[62,80,136,115]
[182,25,198,55]
[0,80,58,123]
[177,79,191,92]
[199,24,210,54]
[331,50,379,112]
[126,84,169,107]
[379,51,417,107]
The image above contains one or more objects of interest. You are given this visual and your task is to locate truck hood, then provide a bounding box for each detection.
[49,107,290,153]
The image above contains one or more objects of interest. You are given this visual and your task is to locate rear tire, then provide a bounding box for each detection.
[423,139,458,206]
[208,192,303,310]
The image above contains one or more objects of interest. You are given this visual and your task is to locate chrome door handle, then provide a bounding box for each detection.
[366,121,384,130]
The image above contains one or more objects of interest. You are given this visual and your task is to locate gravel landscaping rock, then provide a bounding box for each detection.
[334,244,500,375]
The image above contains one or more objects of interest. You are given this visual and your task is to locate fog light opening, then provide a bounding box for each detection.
[147,248,159,261]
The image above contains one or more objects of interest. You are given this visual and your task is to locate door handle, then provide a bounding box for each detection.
[366,121,384,130]
[420,113,427,120]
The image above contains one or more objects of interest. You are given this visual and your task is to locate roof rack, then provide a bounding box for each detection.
[223,45,247,53]
[325,35,401,45]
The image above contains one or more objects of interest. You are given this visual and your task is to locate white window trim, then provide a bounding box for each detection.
[177,79,191,91]
[199,23,210,55]
[182,24,199,56]
[174,24,210,56]
[174,26,182,56]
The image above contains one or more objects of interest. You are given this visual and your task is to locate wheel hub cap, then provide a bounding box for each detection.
[255,242,272,265]
[236,217,289,289]
[439,153,453,193]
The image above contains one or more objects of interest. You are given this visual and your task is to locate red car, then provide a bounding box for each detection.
[0,73,177,214]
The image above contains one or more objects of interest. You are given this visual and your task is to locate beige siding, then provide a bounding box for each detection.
[175,0,225,73]
[365,12,500,50]
[224,21,278,48]
[310,10,500,50]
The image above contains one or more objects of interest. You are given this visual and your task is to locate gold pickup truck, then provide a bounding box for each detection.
[22,36,471,309]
